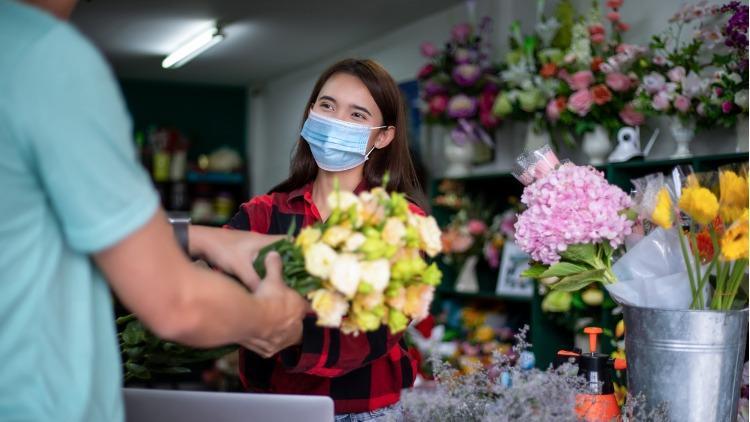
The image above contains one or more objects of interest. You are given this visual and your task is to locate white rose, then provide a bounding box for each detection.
[343,232,367,252]
[735,89,749,111]
[322,226,351,248]
[304,242,338,280]
[382,217,407,246]
[309,289,349,327]
[403,284,435,321]
[327,190,360,212]
[728,72,743,84]
[412,215,443,257]
[360,259,391,292]
[330,253,362,298]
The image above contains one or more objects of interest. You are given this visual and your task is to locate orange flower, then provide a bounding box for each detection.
[540,62,558,78]
[591,84,613,105]
[591,56,604,72]
[695,228,714,263]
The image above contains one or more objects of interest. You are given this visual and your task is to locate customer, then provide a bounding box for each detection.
[0,1,306,421]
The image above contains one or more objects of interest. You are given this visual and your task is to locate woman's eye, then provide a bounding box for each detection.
[320,102,333,110]
[352,112,366,120]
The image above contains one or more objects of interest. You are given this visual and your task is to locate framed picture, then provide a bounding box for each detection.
[496,241,534,298]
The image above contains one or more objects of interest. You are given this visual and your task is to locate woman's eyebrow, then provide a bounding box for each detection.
[350,104,373,117]
[318,95,337,103]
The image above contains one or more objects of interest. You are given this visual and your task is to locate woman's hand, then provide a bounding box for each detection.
[188,226,284,290]
[240,252,305,357]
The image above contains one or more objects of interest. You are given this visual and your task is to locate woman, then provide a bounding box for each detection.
[226,58,428,420]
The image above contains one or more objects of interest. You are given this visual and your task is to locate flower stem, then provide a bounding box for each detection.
[723,259,749,311]
[675,219,698,302]
[689,232,704,309]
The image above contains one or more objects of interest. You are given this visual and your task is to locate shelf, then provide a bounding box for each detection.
[186,171,244,185]
[436,288,531,304]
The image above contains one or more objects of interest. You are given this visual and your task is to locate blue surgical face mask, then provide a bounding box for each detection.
[300,111,388,172]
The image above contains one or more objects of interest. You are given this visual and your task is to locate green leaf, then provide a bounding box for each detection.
[540,262,589,278]
[559,244,598,267]
[125,362,151,380]
[151,366,192,375]
[521,263,549,279]
[551,269,606,292]
[121,321,146,346]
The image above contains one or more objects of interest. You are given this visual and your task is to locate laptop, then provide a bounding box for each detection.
[123,388,334,422]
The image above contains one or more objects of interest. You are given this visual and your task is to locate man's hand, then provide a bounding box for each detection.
[189,226,283,290]
[240,252,306,358]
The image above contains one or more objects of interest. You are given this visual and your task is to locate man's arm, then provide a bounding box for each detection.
[95,209,305,357]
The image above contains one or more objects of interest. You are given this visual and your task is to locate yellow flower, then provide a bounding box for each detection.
[720,209,749,261]
[615,319,625,338]
[382,217,407,246]
[461,308,485,328]
[651,187,674,229]
[296,227,321,251]
[343,232,367,252]
[321,226,352,248]
[403,284,434,321]
[678,184,719,226]
[473,325,495,343]
[719,170,749,223]
[329,253,362,298]
[309,289,349,327]
[391,257,427,282]
[304,242,338,280]
[421,263,442,286]
[360,259,391,292]
[351,308,382,332]
[581,287,604,306]
[613,382,628,407]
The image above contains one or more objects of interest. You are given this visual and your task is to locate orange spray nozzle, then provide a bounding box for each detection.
[583,327,603,354]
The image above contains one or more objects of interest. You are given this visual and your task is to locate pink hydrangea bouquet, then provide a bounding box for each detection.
[513,145,634,291]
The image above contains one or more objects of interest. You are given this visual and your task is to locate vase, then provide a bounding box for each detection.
[669,117,695,159]
[455,255,479,293]
[525,123,551,152]
[737,113,749,153]
[444,133,474,177]
[623,304,749,421]
[582,125,611,165]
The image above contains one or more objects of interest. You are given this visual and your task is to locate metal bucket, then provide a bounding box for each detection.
[623,304,748,422]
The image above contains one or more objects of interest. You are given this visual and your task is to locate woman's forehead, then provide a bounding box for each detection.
[318,73,379,112]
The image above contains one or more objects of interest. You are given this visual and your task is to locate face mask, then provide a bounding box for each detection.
[300,111,388,172]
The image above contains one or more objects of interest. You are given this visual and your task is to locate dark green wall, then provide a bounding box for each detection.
[118,79,247,161]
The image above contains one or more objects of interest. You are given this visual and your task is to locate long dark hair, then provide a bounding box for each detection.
[269,58,427,210]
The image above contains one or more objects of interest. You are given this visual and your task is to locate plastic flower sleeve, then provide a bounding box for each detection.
[511,144,561,186]
[607,228,703,309]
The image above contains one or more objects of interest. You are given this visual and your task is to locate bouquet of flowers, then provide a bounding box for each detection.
[546,0,648,139]
[440,208,491,269]
[625,164,749,310]
[118,183,444,380]
[633,2,727,128]
[492,1,570,145]
[512,145,634,291]
[417,17,501,149]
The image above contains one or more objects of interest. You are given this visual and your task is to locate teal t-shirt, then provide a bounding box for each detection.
[0,1,159,420]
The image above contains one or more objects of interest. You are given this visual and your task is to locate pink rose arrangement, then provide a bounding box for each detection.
[513,146,634,291]
[417,17,500,147]
[547,0,646,140]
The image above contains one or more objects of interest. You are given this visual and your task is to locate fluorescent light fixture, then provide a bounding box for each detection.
[162,24,224,69]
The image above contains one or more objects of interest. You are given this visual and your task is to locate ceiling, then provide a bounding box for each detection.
[71,0,463,86]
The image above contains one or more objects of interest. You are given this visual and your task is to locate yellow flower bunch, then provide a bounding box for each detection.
[719,169,749,223]
[678,176,719,226]
[721,209,749,261]
[267,185,443,335]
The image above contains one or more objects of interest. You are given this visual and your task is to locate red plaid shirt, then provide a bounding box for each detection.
[226,181,420,414]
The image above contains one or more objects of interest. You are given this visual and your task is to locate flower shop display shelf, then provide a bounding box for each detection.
[428,151,749,370]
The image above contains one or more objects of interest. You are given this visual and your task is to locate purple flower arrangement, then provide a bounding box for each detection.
[417,17,500,146]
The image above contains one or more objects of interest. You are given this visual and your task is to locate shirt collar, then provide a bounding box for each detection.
[287,179,370,206]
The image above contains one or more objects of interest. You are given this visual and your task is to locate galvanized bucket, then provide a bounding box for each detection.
[623,304,749,422]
